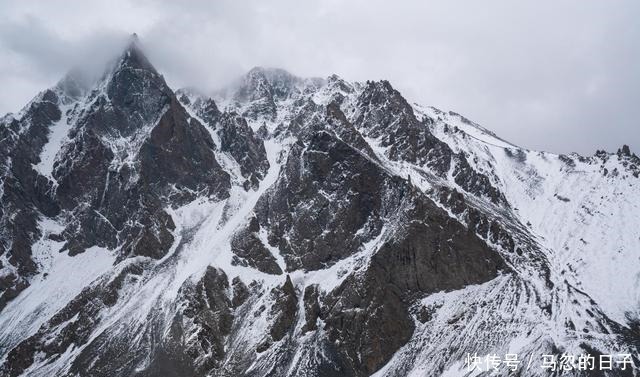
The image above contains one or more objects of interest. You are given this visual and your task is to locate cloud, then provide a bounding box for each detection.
[0,0,638,154]
[0,16,128,77]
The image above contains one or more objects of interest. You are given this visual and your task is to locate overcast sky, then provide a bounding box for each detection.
[0,1,638,154]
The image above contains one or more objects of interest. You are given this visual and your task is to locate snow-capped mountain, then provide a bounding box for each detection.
[0,36,638,377]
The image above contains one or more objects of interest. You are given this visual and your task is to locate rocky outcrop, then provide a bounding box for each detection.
[354,80,504,204]
[268,275,298,342]
[178,89,222,126]
[168,267,233,376]
[256,275,298,354]
[318,169,507,377]
[231,216,282,275]
[301,285,321,333]
[253,131,389,271]
[354,81,450,171]
[138,96,230,203]
[217,112,270,190]
[0,90,62,309]
[325,101,378,161]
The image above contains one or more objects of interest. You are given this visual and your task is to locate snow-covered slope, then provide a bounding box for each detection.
[420,104,640,325]
[0,38,638,377]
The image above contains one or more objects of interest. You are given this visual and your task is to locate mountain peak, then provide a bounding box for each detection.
[124,32,140,52]
[55,67,93,103]
[246,66,268,76]
[244,67,303,87]
[247,66,289,76]
[115,33,157,74]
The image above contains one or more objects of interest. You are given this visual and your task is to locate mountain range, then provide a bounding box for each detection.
[0,36,638,376]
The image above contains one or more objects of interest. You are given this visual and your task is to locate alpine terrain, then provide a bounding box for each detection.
[0,36,638,377]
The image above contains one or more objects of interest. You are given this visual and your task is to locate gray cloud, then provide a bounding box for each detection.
[0,0,638,154]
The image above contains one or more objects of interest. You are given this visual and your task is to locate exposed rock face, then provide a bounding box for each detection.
[0,90,62,309]
[355,81,450,170]
[138,96,230,202]
[178,89,222,126]
[1,38,638,377]
[230,216,282,275]
[323,272,414,376]
[52,41,230,259]
[224,67,323,121]
[371,198,506,295]
[217,112,270,190]
[0,38,231,312]
[325,101,378,161]
[315,161,506,376]
[301,284,321,333]
[166,267,234,376]
[177,90,271,190]
[355,80,504,204]
[254,131,390,271]
[268,275,298,342]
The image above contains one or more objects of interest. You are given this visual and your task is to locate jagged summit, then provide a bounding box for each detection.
[48,33,157,109]
[115,33,157,73]
[618,144,636,157]
[245,66,294,78]
[222,66,323,101]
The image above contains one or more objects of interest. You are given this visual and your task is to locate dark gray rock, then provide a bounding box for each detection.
[322,272,413,377]
[138,96,230,203]
[319,182,507,377]
[354,80,504,204]
[53,42,230,259]
[0,90,62,309]
[302,284,321,333]
[217,112,270,190]
[325,101,378,161]
[231,277,250,308]
[230,216,283,275]
[253,131,391,271]
[268,275,298,342]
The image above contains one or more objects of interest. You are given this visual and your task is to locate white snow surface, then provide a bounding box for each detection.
[424,106,640,324]
[33,104,73,180]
